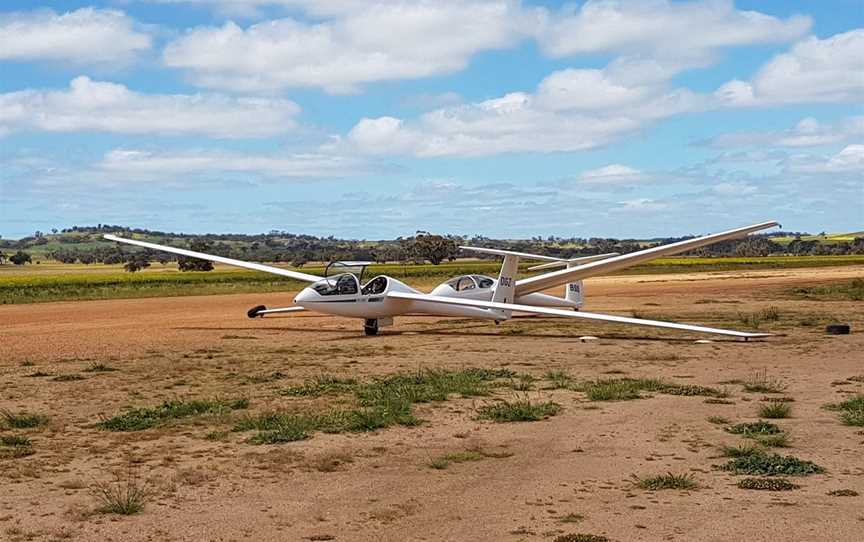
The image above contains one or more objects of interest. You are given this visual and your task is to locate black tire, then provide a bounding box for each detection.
[247,305,267,318]
[364,319,379,336]
[825,323,851,335]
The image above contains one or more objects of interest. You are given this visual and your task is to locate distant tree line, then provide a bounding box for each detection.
[1,225,862,271]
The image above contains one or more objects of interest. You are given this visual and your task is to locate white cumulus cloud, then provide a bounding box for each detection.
[0,8,151,64]
[97,148,366,180]
[163,0,540,94]
[540,0,810,65]
[577,164,647,184]
[347,60,706,157]
[0,76,300,138]
[716,29,864,106]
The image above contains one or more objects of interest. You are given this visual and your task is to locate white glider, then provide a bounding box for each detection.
[104,220,778,339]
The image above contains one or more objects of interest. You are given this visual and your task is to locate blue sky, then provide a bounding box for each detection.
[1,0,862,240]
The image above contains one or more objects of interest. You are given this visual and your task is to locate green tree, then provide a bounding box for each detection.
[124,255,151,273]
[178,239,215,272]
[411,231,458,265]
[10,251,32,265]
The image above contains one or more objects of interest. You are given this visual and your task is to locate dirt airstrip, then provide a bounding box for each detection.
[1,266,863,542]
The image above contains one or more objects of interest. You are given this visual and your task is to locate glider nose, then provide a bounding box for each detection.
[294,287,316,305]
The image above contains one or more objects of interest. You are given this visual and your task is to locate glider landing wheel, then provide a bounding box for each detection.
[364,319,379,336]
[247,305,267,318]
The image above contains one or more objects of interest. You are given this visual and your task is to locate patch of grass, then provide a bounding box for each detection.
[429,450,485,470]
[760,396,794,402]
[574,378,724,402]
[24,371,52,378]
[237,403,420,444]
[759,402,792,419]
[52,374,85,382]
[83,362,117,373]
[511,374,536,391]
[791,279,864,301]
[827,489,859,497]
[355,368,509,406]
[240,414,316,444]
[0,435,35,458]
[755,433,791,448]
[477,399,561,422]
[558,513,585,524]
[742,369,787,393]
[240,369,517,443]
[634,472,698,490]
[554,535,609,542]
[737,477,799,491]
[282,374,357,396]
[91,466,150,515]
[663,384,727,397]
[719,452,824,476]
[737,306,780,329]
[1,410,49,429]
[575,377,665,401]
[704,398,735,405]
[545,370,574,390]
[99,397,249,431]
[707,416,729,425]
[726,421,783,437]
[825,395,864,426]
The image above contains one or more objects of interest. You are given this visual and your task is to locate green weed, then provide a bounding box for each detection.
[477,399,561,422]
[429,450,485,470]
[737,477,798,491]
[825,395,864,426]
[553,535,609,542]
[719,452,823,476]
[726,421,782,437]
[759,402,792,419]
[83,362,118,373]
[0,435,35,458]
[1,410,49,429]
[634,472,698,490]
[91,465,150,515]
[282,374,357,396]
[791,279,864,301]
[99,397,249,431]
[743,369,787,393]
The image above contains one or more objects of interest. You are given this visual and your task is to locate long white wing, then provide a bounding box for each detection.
[527,253,619,271]
[103,234,321,282]
[387,291,770,339]
[460,246,618,265]
[515,220,779,296]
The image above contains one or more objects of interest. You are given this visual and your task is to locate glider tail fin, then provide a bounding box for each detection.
[564,262,585,309]
[491,254,518,319]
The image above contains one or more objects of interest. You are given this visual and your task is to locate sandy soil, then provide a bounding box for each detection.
[1,266,863,542]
